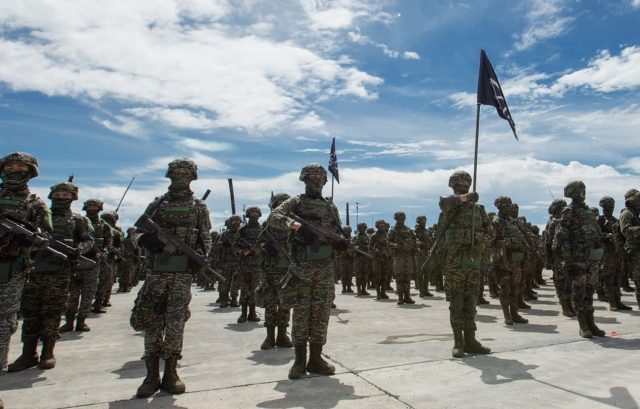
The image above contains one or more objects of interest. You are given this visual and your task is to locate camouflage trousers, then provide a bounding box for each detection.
[95,260,115,305]
[118,259,135,290]
[354,256,369,288]
[393,255,414,295]
[495,265,521,308]
[628,253,640,301]
[66,267,99,319]
[336,256,352,285]
[291,258,334,346]
[0,271,25,374]
[235,265,262,305]
[21,270,70,341]
[415,252,428,291]
[262,266,290,327]
[218,262,237,302]
[443,248,480,331]
[601,253,622,300]
[567,263,599,314]
[372,257,392,287]
[552,260,571,302]
[139,272,192,359]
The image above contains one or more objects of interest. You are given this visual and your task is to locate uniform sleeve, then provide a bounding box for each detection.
[268,196,300,230]
[553,206,572,260]
[33,197,53,233]
[620,211,640,239]
[196,200,213,254]
[75,215,95,255]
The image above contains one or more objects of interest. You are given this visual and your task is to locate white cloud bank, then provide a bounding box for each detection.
[513,0,575,52]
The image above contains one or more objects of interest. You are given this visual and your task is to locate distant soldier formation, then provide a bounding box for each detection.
[1,153,639,406]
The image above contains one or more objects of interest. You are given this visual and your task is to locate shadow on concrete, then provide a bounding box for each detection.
[593,336,640,351]
[330,308,351,315]
[247,348,294,367]
[523,309,560,317]
[508,324,558,334]
[112,360,145,379]
[398,303,428,309]
[594,316,619,324]
[108,394,189,409]
[475,314,499,323]
[530,299,557,305]
[225,322,262,332]
[210,307,239,314]
[257,376,368,409]
[379,333,452,344]
[478,303,502,310]
[1,368,47,390]
[464,356,639,409]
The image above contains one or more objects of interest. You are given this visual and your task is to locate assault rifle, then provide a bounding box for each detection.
[135,214,225,283]
[259,225,294,264]
[0,214,67,260]
[288,214,372,259]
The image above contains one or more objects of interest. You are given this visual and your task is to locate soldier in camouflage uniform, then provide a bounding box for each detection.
[492,196,528,325]
[206,230,220,292]
[430,214,446,292]
[133,158,212,397]
[388,212,417,305]
[510,204,533,310]
[214,216,241,308]
[117,227,138,292]
[438,170,492,358]
[93,211,123,312]
[0,153,52,394]
[259,193,293,350]
[598,197,631,311]
[269,163,342,380]
[414,215,434,297]
[553,181,605,338]
[619,189,640,310]
[233,206,264,323]
[370,220,393,300]
[336,225,354,293]
[352,223,371,296]
[60,198,112,332]
[544,199,575,317]
[10,181,94,372]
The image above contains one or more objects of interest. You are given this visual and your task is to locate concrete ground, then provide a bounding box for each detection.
[2,271,640,409]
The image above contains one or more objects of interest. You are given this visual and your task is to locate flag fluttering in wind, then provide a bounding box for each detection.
[477,49,518,140]
[328,137,340,184]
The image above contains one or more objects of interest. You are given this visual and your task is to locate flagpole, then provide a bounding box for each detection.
[331,174,335,202]
[470,103,480,255]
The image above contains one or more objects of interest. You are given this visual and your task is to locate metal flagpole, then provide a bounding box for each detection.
[331,174,335,202]
[470,103,481,255]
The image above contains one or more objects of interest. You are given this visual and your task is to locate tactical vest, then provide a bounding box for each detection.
[0,191,39,280]
[598,215,618,253]
[33,212,86,273]
[621,208,640,253]
[567,204,601,258]
[88,217,107,249]
[292,195,338,260]
[263,223,290,268]
[444,203,485,246]
[219,230,240,263]
[238,223,264,266]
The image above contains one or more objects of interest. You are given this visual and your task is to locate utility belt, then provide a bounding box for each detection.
[0,257,25,284]
[265,255,290,269]
[31,257,65,274]
[292,244,333,261]
[152,253,190,273]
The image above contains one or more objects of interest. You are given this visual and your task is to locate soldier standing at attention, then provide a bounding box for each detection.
[94,211,123,312]
[336,225,354,293]
[269,163,342,380]
[545,199,575,317]
[553,181,605,338]
[0,153,52,408]
[352,222,370,296]
[619,189,640,310]
[414,215,434,297]
[370,220,393,300]
[438,170,492,358]
[10,180,93,371]
[214,216,241,308]
[388,212,417,305]
[134,158,212,397]
[233,206,264,323]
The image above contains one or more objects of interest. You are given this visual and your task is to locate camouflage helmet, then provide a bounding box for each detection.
[82,198,104,211]
[245,206,262,217]
[269,193,290,209]
[448,170,472,188]
[299,163,327,183]
[416,215,427,224]
[165,157,198,179]
[599,196,615,208]
[127,227,136,234]
[375,219,387,229]
[531,225,540,235]
[366,227,374,235]
[357,222,367,231]
[101,211,119,223]
[48,182,79,200]
[624,188,639,201]
[494,195,512,209]
[548,199,567,215]
[342,225,352,234]
[228,214,242,224]
[590,206,600,216]
[0,152,39,178]
[393,211,406,221]
[563,181,585,199]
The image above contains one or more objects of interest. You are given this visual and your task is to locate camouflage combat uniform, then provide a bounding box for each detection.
[554,181,605,338]
[133,158,212,397]
[118,228,139,292]
[94,212,123,311]
[233,206,264,323]
[269,163,341,380]
[598,197,630,311]
[414,216,433,297]
[352,223,371,296]
[544,199,574,316]
[336,226,354,293]
[619,189,640,309]
[439,170,492,358]
[370,220,393,300]
[388,212,417,305]
[214,217,241,308]
[0,152,52,376]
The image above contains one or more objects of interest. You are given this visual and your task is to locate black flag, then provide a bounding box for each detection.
[328,137,340,184]
[477,49,518,140]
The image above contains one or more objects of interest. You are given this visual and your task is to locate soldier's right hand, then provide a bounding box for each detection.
[138,232,165,253]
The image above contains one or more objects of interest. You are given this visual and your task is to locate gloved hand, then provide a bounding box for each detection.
[138,232,165,253]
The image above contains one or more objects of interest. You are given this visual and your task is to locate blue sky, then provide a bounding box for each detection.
[1,0,640,229]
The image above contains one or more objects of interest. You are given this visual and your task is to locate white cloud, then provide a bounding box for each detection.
[178,138,233,152]
[0,1,385,135]
[348,29,420,60]
[632,0,640,9]
[92,115,145,138]
[402,51,420,60]
[513,0,574,52]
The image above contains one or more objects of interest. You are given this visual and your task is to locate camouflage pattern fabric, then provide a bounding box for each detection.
[212,229,239,303]
[393,256,414,294]
[66,267,99,318]
[94,258,116,306]
[233,222,264,305]
[370,229,393,290]
[492,212,526,310]
[219,262,238,303]
[352,231,370,290]
[261,266,290,327]
[598,213,623,302]
[414,222,433,293]
[21,270,72,341]
[134,272,192,359]
[0,272,25,374]
[619,204,640,301]
[388,222,417,298]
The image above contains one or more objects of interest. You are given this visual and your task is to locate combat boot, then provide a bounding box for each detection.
[276,326,293,348]
[502,305,513,325]
[477,295,489,305]
[237,304,248,323]
[102,298,111,307]
[636,294,640,310]
[342,284,347,294]
[586,311,605,337]
[577,313,593,338]
[75,317,91,332]
[1,397,4,409]
[161,357,186,394]
[38,337,57,369]
[561,298,576,317]
[219,296,230,308]
[596,288,607,302]
[464,329,491,354]
[518,296,531,309]
[136,356,161,398]
[380,287,389,299]
[376,288,382,300]
[452,329,464,358]
[615,294,632,310]
[92,301,106,314]
[346,284,354,293]
[361,287,370,296]
[289,345,307,379]
[404,292,415,304]
[7,338,39,372]
[510,305,529,324]
[248,304,261,322]
[396,292,404,305]
[306,344,335,375]
[229,295,240,308]
[608,291,619,311]
[261,326,276,350]
[59,314,75,333]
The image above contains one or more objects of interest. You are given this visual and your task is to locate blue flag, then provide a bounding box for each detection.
[328,137,339,184]
[477,49,518,140]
